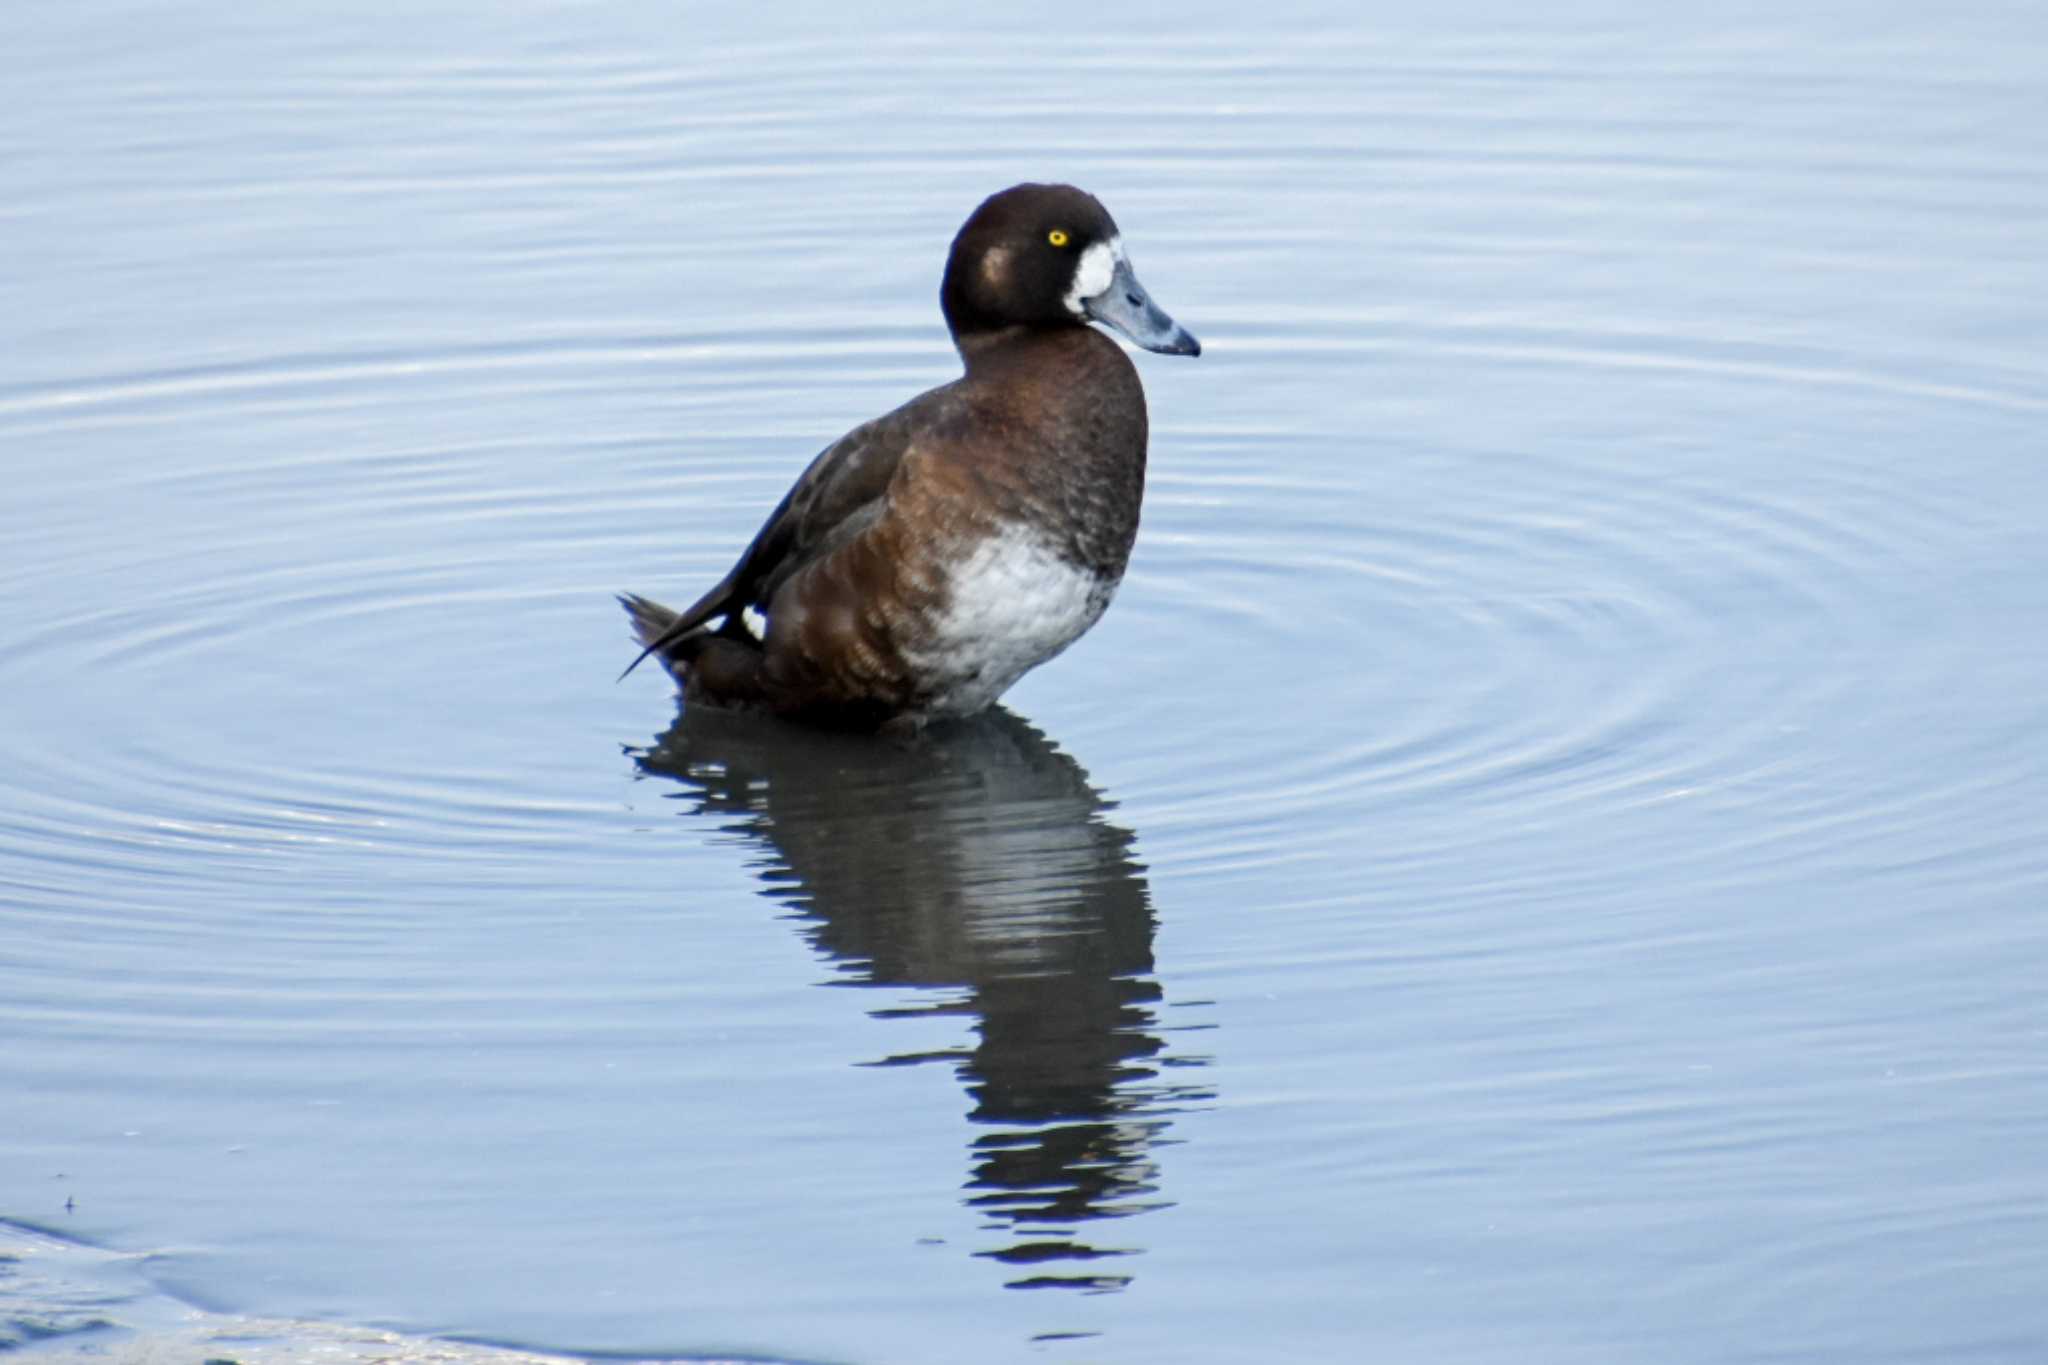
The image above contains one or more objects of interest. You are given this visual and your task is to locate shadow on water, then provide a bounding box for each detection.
[631,705,1214,1293]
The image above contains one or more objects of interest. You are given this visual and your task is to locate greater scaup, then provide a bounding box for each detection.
[621,182,1199,730]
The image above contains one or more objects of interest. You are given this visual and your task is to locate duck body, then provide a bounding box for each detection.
[622,183,1199,730]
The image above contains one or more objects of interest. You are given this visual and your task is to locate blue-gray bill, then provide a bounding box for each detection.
[1084,257,1201,356]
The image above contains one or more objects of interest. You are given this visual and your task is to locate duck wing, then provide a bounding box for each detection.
[621,385,957,677]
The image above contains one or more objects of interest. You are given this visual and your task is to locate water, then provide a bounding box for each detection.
[5,4,2048,1362]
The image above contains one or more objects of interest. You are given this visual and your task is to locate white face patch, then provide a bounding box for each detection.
[1062,235,1124,318]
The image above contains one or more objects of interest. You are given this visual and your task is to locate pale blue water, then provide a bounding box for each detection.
[5,4,2048,1363]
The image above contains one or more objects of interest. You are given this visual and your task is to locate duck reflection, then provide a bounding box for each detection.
[633,706,1211,1291]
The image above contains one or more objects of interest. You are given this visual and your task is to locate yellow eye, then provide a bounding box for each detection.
[1047,228,1070,247]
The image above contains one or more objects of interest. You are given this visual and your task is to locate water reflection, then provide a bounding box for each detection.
[633,706,1211,1291]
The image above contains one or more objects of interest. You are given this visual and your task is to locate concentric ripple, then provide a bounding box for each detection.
[1111,377,2047,912]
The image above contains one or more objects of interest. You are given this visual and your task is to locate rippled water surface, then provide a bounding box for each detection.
[6,4,2048,1362]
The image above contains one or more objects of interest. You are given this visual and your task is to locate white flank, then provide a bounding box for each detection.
[911,528,1111,715]
[1062,235,1123,318]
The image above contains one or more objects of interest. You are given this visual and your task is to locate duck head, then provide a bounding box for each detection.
[941,183,1201,358]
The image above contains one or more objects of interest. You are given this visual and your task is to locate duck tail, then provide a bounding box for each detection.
[616,593,684,680]
[616,593,771,708]
[619,592,679,650]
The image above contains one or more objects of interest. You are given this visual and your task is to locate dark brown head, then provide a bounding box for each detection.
[939,183,1200,359]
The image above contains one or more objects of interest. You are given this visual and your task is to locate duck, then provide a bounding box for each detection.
[620,182,1199,731]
